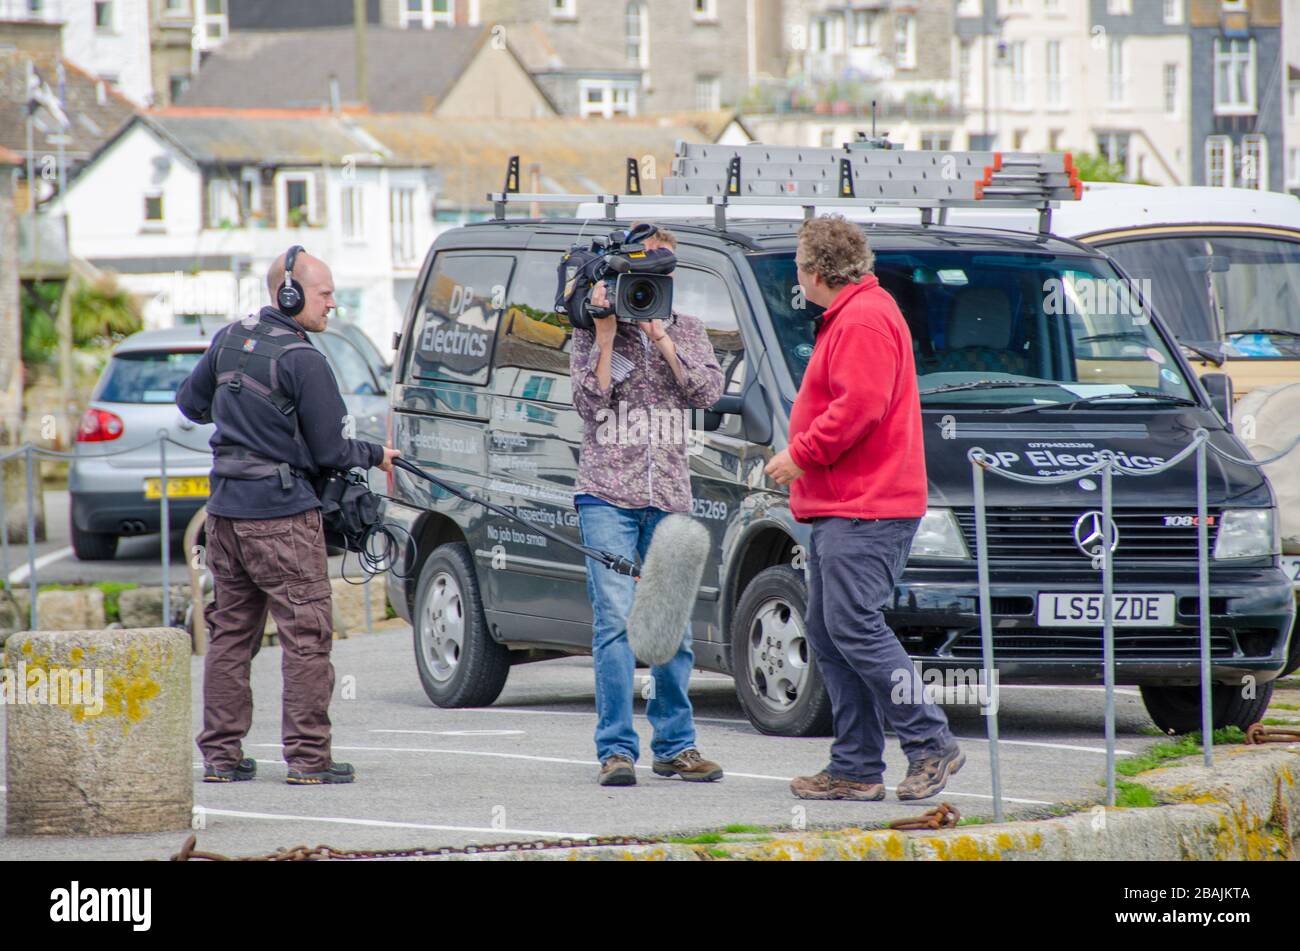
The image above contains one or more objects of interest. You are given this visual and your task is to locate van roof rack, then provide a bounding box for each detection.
[487,141,1083,235]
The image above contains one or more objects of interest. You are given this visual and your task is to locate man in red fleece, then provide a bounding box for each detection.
[765,215,963,802]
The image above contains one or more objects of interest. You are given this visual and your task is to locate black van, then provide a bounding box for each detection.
[380,213,1297,736]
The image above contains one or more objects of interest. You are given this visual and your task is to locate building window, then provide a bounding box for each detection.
[168,75,190,103]
[551,0,575,19]
[921,131,952,151]
[198,0,227,46]
[692,0,717,22]
[1045,40,1063,107]
[403,0,453,29]
[894,14,916,70]
[240,169,261,225]
[280,174,316,227]
[579,80,637,118]
[163,0,189,15]
[94,1,114,31]
[1241,134,1267,191]
[207,177,238,228]
[1097,132,1129,177]
[1107,0,1131,13]
[1107,37,1126,104]
[1205,135,1232,187]
[695,74,721,111]
[959,39,974,105]
[391,188,417,266]
[1009,41,1028,107]
[1214,38,1256,115]
[956,0,981,16]
[625,1,648,67]
[1287,147,1300,188]
[144,193,164,225]
[341,185,365,240]
[1163,63,1178,115]
[852,10,879,47]
[1163,0,1182,24]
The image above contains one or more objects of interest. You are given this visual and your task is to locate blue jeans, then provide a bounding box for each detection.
[578,499,697,764]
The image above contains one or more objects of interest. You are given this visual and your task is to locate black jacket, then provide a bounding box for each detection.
[177,307,383,519]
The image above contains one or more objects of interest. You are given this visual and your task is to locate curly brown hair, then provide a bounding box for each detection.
[796,215,873,288]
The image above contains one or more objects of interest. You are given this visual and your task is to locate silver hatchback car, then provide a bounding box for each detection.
[69,321,390,560]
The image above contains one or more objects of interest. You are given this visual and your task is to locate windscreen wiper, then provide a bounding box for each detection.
[920,380,1060,397]
[998,392,1199,415]
[1180,342,1226,367]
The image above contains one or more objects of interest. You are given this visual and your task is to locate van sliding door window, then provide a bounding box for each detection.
[674,267,747,437]
[410,253,515,385]
[493,251,574,406]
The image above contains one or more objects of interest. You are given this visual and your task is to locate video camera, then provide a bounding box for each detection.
[555,222,675,331]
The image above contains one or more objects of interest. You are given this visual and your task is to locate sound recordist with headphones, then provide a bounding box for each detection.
[177,247,400,786]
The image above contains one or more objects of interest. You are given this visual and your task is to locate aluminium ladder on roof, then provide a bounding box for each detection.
[487,142,1084,234]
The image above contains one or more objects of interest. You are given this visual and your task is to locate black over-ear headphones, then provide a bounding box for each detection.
[277,245,306,316]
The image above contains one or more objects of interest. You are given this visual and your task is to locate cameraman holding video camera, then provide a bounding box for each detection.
[567,224,726,787]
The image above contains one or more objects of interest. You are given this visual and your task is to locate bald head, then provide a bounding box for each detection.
[268,250,335,332]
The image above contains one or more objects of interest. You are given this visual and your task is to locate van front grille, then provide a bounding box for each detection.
[954,507,1221,565]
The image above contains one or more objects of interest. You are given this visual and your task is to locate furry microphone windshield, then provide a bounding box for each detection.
[627,514,711,666]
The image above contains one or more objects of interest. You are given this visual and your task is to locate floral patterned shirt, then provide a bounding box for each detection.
[570,311,723,513]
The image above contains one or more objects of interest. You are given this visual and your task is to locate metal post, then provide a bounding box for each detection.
[159,434,171,628]
[1196,438,1213,766]
[1101,460,1116,807]
[25,446,37,631]
[364,576,374,635]
[972,455,1003,823]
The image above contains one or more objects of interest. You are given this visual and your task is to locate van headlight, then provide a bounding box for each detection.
[909,508,970,561]
[1213,509,1278,560]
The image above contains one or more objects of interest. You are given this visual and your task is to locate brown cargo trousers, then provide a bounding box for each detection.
[196,508,336,772]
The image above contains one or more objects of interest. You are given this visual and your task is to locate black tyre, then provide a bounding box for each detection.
[731,564,833,737]
[412,542,510,708]
[1140,681,1276,735]
[71,517,118,561]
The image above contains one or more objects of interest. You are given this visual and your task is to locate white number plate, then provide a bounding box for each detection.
[1281,555,1300,588]
[1037,593,1175,627]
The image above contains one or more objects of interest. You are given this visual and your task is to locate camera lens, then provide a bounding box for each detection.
[629,279,657,312]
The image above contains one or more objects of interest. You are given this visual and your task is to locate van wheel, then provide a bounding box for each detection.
[71,519,118,561]
[1139,681,1276,735]
[412,542,509,708]
[731,564,832,737]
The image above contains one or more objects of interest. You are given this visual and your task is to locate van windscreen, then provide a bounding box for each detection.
[749,250,1197,410]
[1097,233,1300,357]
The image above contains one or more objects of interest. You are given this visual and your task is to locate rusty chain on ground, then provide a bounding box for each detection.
[1245,722,1300,745]
[887,802,960,831]
[169,832,664,861]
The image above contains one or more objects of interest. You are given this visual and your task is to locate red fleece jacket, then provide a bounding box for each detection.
[787,276,928,522]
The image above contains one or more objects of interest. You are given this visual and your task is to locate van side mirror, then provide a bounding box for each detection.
[1200,372,1234,428]
[698,384,772,444]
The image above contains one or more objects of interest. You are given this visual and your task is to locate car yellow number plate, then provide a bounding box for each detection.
[143,476,210,499]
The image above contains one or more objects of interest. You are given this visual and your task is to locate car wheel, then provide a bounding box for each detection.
[1139,681,1276,735]
[70,518,118,561]
[731,564,832,737]
[412,542,510,708]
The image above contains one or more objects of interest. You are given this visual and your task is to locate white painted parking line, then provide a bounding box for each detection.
[950,736,1135,756]
[197,807,596,839]
[372,729,526,737]
[295,743,1054,806]
[417,708,1135,755]
[7,546,73,585]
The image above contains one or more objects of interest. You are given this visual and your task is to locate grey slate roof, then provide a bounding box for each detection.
[178,25,492,113]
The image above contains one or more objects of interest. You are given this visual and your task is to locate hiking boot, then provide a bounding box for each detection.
[651,748,723,783]
[790,770,885,801]
[203,757,256,783]
[286,762,355,785]
[896,744,966,801]
[598,754,637,787]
